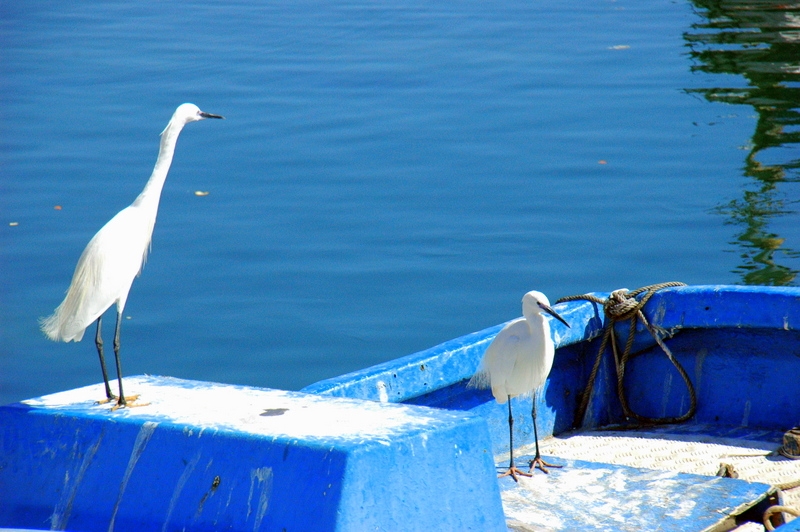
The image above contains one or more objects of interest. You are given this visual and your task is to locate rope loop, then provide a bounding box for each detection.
[558,282,694,427]
[764,504,800,531]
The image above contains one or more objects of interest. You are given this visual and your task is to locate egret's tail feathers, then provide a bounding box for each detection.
[467,369,491,390]
[467,368,513,403]
[40,307,86,343]
[39,312,60,341]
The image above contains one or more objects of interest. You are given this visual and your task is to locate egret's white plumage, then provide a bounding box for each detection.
[472,291,561,402]
[470,290,569,480]
[40,103,224,407]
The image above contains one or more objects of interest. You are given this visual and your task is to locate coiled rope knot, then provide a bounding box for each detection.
[604,289,642,321]
[558,282,695,427]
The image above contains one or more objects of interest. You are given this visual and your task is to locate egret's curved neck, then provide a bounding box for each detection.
[524,312,551,358]
[132,118,186,211]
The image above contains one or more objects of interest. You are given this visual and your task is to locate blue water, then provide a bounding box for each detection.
[2,1,799,405]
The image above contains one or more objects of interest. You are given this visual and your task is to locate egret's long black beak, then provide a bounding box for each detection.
[200,111,225,119]
[539,302,570,328]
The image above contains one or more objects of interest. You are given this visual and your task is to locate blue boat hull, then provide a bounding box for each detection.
[1,285,799,530]
[0,378,505,531]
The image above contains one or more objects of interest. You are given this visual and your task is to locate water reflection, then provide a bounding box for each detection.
[685,0,800,285]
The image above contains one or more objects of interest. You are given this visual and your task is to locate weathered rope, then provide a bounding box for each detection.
[764,504,800,531]
[557,282,697,427]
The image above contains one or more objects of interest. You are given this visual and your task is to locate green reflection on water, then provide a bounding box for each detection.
[685,0,800,285]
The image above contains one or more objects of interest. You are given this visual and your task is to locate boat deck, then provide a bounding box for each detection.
[302,286,800,530]
[495,424,800,531]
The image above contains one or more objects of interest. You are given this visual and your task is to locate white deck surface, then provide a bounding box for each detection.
[497,425,800,531]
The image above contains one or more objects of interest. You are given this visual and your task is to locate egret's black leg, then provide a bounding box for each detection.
[94,316,115,401]
[529,391,562,474]
[499,396,531,482]
[113,311,126,408]
[532,394,540,456]
[508,399,515,469]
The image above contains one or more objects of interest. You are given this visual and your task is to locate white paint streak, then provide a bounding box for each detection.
[247,467,273,531]
[50,433,103,530]
[661,372,673,417]
[161,450,202,532]
[666,498,696,519]
[108,421,157,532]
[741,400,751,427]
[376,381,389,403]
[694,348,707,397]
[607,469,628,492]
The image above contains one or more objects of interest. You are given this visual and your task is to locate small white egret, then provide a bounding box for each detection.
[470,290,570,481]
[40,103,224,408]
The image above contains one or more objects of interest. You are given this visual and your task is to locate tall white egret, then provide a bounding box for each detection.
[470,290,570,481]
[40,103,224,408]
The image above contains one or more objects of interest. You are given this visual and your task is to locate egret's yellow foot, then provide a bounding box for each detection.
[499,466,532,482]
[528,456,562,474]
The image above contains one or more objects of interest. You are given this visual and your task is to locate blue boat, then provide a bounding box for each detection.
[2,285,799,531]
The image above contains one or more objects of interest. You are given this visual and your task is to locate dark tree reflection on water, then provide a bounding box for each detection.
[685,0,800,285]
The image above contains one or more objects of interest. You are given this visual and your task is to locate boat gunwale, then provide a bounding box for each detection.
[302,284,800,404]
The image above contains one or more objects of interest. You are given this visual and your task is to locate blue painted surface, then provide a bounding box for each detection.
[779,517,800,532]
[0,376,506,532]
[2,286,798,530]
[624,328,800,428]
